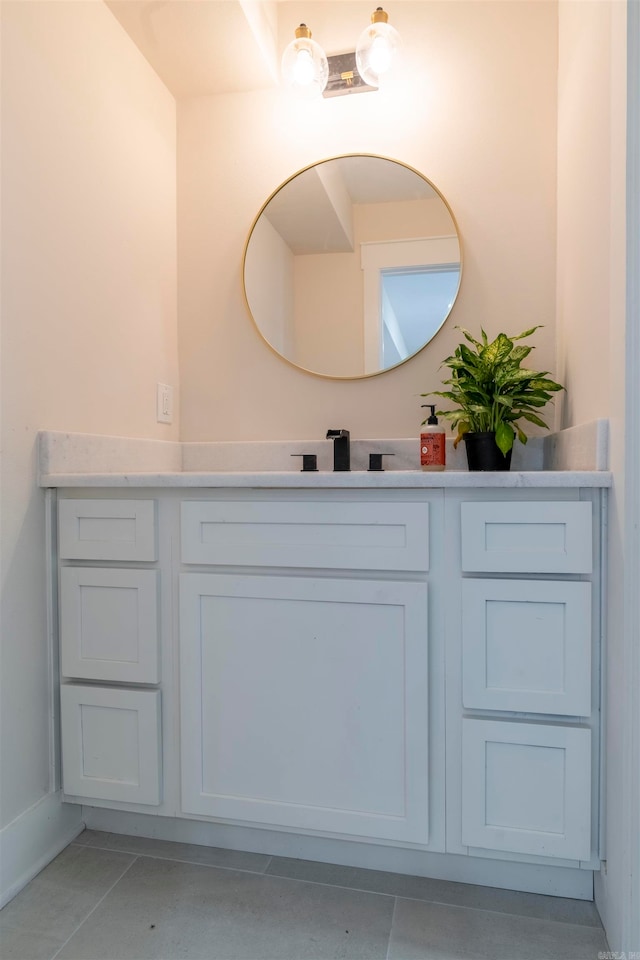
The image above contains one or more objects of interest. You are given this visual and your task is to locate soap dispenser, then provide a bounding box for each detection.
[420,404,446,472]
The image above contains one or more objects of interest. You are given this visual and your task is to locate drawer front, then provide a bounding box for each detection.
[60,684,161,805]
[461,718,591,861]
[59,499,156,561]
[460,501,592,573]
[181,501,429,571]
[462,579,591,716]
[60,568,159,684]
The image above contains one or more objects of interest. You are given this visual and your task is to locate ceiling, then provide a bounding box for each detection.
[105,1,279,97]
[104,1,385,99]
[261,157,438,254]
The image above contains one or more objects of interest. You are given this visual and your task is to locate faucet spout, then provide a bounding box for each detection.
[326,429,351,472]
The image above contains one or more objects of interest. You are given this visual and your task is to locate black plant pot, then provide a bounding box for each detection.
[463,432,513,471]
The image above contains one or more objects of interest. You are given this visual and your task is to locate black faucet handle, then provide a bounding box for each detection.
[291,454,318,472]
[326,428,350,440]
[368,452,395,472]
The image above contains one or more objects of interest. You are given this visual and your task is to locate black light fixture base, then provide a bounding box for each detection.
[322,52,377,98]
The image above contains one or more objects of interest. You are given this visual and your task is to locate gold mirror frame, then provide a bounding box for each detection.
[242,154,463,380]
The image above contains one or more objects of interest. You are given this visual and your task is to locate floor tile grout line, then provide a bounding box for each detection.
[49,855,140,960]
[69,842,602,931]
[385,896,398,960]
[71,840,273,878]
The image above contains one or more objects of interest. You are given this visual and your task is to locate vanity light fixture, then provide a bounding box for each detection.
[281,24,329,99]
[323,52,377,98]
[355,7,401,88]
[282,8,401,99]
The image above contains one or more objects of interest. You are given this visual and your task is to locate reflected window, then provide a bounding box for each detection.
[381,266,460,366]
[361,235,460,374]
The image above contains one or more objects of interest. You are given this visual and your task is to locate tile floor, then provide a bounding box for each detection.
[0,830,609,960]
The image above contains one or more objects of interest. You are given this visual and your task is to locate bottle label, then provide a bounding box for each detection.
[420,433,446,466]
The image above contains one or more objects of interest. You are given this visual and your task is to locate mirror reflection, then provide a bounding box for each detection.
[243,155,462,379]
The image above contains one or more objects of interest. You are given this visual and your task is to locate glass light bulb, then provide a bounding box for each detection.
[281,29,329,99]
[356,19,401,87]
[369,35,392,75]
[293,48,315,86]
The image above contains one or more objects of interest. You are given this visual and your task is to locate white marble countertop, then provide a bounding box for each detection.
[39,469,612,488]
[37,423,612,489]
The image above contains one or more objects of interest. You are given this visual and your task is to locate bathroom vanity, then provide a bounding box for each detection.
[40,431,610,899]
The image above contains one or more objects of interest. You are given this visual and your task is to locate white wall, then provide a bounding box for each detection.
[0,0,178,840]
[556,0,616,428]
[244,215,294,356]
[178,0,558,441]
[556,1,638,951]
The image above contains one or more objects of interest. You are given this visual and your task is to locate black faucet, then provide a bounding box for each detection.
[326,429,351,471]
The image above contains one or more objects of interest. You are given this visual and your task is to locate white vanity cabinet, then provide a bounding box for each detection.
[51,481,605,893]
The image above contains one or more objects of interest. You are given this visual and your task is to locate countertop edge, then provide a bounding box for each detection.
[38,470,613,489]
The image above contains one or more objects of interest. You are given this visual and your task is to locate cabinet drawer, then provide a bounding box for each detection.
[181,501,429,571]
[60,568,159,684]
[462,579,591,716]
[461,719,591,861]
[61,684,161,805]
[460,501,592,573]
[59,499,156,561]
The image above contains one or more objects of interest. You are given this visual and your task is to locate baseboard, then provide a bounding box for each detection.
[82,807,594,901]
[0,791,84,907]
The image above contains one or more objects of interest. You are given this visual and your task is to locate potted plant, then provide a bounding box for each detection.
[423,326,564,471]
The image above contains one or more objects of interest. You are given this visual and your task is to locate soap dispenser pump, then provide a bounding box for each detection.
[420,404,446,472]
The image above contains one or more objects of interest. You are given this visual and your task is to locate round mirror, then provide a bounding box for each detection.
[243,155,462,379]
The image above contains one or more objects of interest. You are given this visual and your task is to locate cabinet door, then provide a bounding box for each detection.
[61,685,161,805]
[461,719,591,860]
[180,574,429,843]
[462,579,591,716]
[60,568,159,683]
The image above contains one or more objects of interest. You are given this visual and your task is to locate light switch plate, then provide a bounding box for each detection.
[156,383,173,424]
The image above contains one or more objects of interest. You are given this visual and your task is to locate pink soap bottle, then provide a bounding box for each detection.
[420,404,446,472]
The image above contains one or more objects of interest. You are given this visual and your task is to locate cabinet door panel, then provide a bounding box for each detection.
[180,574,429,843]
[61,685,161,805]
[462,719,591,860]
[462,579,591,715]
[60,568,159,683]
[460,501,592,573]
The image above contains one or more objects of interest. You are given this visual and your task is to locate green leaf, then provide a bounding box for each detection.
[528,378,564,392]
[495,421,515,455]
[521,411,550,429]
[453,421,471,448]
[458,343,484,368]
[512,325,543,340]
[508,345,532,364]
[481,333,513,366]
[457,327,483,349]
